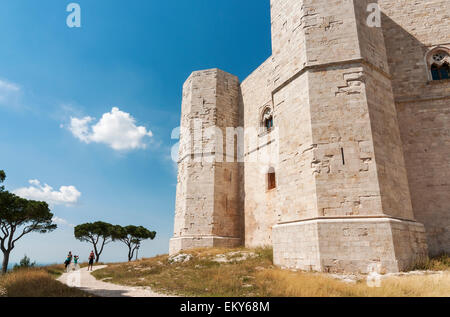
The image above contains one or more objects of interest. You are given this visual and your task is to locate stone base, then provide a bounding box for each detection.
[169,235,242,255]
[272,217,428,273]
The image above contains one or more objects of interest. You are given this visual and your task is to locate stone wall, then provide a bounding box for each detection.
[272,72,316,224]
[241,70,315,248]
[380,0,450,255]
[240,57,278,247]
[308,64,382,218]
[274,217,428,273]
[270,0,307,86]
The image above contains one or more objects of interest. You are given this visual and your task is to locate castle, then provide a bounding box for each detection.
[170,0,450,273]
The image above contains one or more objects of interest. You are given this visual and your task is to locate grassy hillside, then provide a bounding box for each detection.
[92,248,450,297]
[0,267,94,297]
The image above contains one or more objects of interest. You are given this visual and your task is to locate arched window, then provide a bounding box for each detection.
[427,49,450,81]
[262,107,274,132]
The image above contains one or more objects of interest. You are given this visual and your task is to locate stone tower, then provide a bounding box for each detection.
[169,69,243,254]
[170,0,449,273]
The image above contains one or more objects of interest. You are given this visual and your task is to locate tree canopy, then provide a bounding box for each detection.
[0,170,5,191]
[74,221,115,263]
[0,177,56,273]
[112,225,156,261]
[14,255,36,270]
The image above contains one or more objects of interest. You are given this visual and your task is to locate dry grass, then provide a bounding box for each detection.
[93,247,272,297]
[255,269,450,297]
[412,254,450,271]
[92,248,450,297]
[0,269,94,297]
[42,264,66,278]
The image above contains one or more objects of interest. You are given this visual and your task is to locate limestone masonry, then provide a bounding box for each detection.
[170,0,450,273]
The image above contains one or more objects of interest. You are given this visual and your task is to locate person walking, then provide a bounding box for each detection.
[88,251,95,271]
[73,255,80,271]
[64,252,73,272]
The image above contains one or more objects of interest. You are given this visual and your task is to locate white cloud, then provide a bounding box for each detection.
[69,107,153,151]
[69,116,95,143]
[0,78,21,106]
[52,216,75,228]
[0,79,20,92]
[13,180,81,207]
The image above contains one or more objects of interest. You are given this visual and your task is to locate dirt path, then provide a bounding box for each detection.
[57,266,172,297]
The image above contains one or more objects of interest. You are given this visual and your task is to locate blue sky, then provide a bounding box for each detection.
[0,0,271,264]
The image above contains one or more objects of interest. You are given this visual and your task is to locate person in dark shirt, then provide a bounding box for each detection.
[88,251,95,271]
[64,251,73,270]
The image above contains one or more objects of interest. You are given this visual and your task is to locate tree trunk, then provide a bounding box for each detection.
[95,238,107,264]
[93,243,100,263]
[2,251,10,274]
[128,246,133,262]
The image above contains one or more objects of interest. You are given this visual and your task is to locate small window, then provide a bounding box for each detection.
[265,116,274,131]
[262,107,274,132]
[268,172,276,190]
[428,50,450,81]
